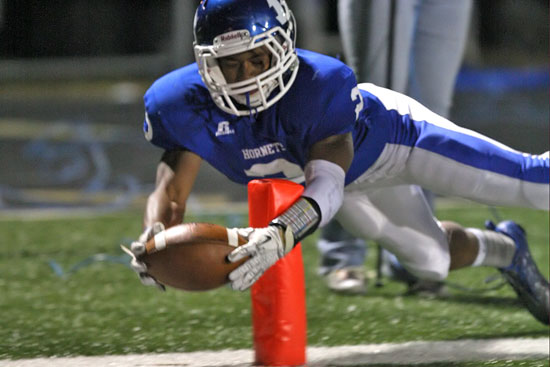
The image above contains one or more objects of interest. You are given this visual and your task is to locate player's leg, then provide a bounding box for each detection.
[379,248,447,296]
[440,220,515,270]
[339,183,549,324]
[338,186,517,276]
[404,118,549,210]
[437,218,549,324]
[337,185,451,282]
[359,83,549,209]
[400,103,549,324]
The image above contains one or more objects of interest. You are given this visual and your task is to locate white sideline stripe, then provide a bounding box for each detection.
[2,338,548,366]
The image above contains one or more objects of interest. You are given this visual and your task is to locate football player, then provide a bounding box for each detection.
[128,0,549,325]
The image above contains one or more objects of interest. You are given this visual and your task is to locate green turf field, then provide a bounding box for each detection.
[1,202,548,365]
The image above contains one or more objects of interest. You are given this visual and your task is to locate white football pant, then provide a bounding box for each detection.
[336,84,549,281]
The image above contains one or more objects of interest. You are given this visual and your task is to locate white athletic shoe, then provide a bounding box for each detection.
[324,266,367,295]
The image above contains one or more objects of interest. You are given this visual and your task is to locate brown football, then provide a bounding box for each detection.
[141,222,247,291]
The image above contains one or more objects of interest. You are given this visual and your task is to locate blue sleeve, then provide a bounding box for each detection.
[318,67,360,137]
[143,86,180,151]
[304,65,361,148]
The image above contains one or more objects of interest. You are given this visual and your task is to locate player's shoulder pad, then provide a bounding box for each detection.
[293,49,358,111]
[289,49,361,136]
[295,49,357,91]
[143,63,213,150]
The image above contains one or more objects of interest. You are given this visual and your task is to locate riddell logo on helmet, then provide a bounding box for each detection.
[214,30,251,45]
[220,31,247,41]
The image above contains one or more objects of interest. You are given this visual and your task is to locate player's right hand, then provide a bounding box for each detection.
[227,225,292,291]
[122,222,166,291]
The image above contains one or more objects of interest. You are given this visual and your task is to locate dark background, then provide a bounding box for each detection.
[0,0,547,210]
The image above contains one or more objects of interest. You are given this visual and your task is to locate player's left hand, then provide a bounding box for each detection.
[227,226,293,291]
[121,222,166,291]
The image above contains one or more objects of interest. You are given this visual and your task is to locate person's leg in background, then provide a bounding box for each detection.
[321,0,414,294]
[409,0,473,118]
[320,0,472,294]
[317,220,368,294]
[380,0,474,294]
[316,0,387,294]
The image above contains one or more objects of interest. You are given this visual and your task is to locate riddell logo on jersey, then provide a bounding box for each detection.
[215,121,235,136]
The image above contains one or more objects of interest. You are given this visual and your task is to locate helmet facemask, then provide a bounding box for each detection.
[194,14,299,116]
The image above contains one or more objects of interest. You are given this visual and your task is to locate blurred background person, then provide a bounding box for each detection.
[318,0,473,295]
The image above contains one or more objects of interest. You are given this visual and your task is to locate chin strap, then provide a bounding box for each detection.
[244,92,259,122]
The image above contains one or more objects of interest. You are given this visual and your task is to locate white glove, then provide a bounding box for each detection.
[121,222,166,291]
[227,226,293,291]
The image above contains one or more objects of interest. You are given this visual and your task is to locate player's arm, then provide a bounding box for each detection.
[228,132,353,291]
[144,149,202,229]
[303,131,353,226]
[271,131,353,240]
[308,131,354,171]
[126,149,202,290]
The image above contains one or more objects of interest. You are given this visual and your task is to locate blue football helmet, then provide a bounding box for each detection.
[193,0,299,116]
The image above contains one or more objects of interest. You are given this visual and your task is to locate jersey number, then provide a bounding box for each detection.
[267,0,288,24]
[144,112,153,141]
[351,86,364,120]
[244,158,304,183]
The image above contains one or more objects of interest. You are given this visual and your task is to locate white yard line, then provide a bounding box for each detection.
[2,338,548,367]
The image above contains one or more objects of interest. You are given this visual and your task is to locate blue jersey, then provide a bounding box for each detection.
[143,49,369,185]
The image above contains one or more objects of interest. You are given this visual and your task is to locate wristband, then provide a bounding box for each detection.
[270,197,321,246]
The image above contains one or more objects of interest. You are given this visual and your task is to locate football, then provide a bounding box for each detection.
[141,222,248,291]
